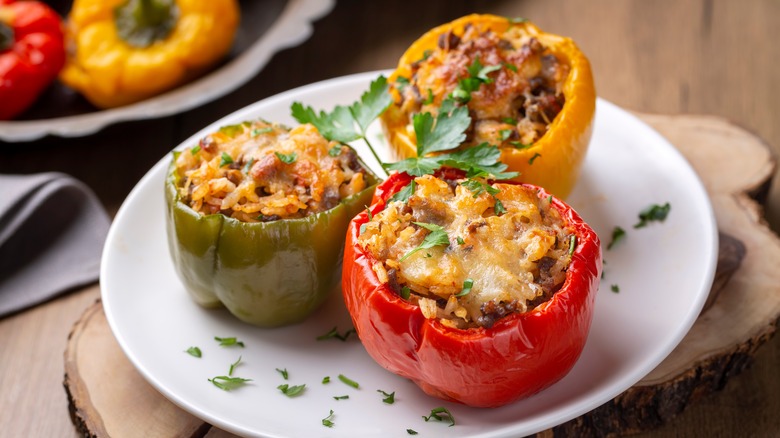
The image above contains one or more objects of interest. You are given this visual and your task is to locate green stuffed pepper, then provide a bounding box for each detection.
[165,120,379,327]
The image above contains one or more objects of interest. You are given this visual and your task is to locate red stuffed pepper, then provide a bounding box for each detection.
[342,169,601,407]
[0,0,65,120]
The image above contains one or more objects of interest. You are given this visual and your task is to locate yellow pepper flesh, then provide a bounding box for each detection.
[61,0,239,108]
[380,14,596,199]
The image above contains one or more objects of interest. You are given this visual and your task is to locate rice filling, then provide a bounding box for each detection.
[358,174,574,329]
[174,121,368,222]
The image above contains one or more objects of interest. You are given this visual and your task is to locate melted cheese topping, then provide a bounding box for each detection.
[359,175,573,329]
[174,122,367,221]
[394,23,569,146]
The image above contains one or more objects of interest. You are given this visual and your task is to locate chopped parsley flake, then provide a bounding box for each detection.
[251,127,274,137]
[494,198,507,215]
[185,346,201,358]
[424,88,434,105]
[322,376,331,384]
[528,152,542,165]
[214,336,244,348]
[218,122,249,137]
[328,145,342,157]
[316,326,357,341]
[275,151,297,164]
[507,16,529,25]
[607,226,626,250]
[423,406,455,427]
[338,374,359,389]
[377,389,395,404]
[634,203,671,228]
[228,356,242,376]
[400,286,411,300]
[277,383,306,397]
[208,376,251,391]
[333,395,349,400]
[242,157,255,174]
[322,410,335,428]
[451,57,501,103]
[190,145,200,155]
[400,222,450,261]
[407,429,418,435]
[456,279,474,297]
[395,76,410,92]
[510,141,531,149]
[219,152,234,167]
[276,368,289,380]
[611,284,620,293]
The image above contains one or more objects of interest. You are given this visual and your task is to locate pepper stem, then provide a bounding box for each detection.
[0,21,13,52]
[114,0,178,48]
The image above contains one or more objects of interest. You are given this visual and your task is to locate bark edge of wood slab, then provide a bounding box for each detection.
[63,299,215,438]
[64,299,108,438]
[536,113,780,437]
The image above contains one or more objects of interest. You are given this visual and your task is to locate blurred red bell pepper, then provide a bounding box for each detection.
[0,0,65,120]
[342,170,602,407]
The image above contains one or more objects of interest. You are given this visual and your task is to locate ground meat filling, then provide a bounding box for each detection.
[394,23,570,147]
[358,174,574,329]
[174,121,368,222]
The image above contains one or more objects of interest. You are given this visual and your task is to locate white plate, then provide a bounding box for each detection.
[0,0,334,142]
[101,71,717,437]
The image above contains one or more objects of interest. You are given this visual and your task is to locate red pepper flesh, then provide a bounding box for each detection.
[0,0,65,120]
[342,170,602,407]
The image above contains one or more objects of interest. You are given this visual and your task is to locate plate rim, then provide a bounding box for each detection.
[100,71,718,437]
[0,0,335,142]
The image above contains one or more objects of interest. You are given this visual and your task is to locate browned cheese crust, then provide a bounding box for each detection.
[358,175,574,329]
[174,122,368,222]
[394,24,570,147]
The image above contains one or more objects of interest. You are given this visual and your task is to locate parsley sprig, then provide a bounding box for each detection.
[292,75,518,211]
[292,76,393,171]
[383,99,518,176]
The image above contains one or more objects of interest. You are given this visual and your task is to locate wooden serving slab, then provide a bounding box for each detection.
[64,113,780,437]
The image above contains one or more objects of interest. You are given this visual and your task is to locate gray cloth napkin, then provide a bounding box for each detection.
[0,173,110,317]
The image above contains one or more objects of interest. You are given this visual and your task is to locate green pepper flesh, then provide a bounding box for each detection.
[165,154,378,327]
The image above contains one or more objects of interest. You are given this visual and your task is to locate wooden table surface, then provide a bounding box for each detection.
[1,0,778,436]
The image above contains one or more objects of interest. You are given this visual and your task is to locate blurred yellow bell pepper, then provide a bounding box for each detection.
[60,0,239,108]
[381,14,596,199]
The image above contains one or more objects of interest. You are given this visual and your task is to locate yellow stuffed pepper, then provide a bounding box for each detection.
[381,14,595,199]
[61,0,239,108]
